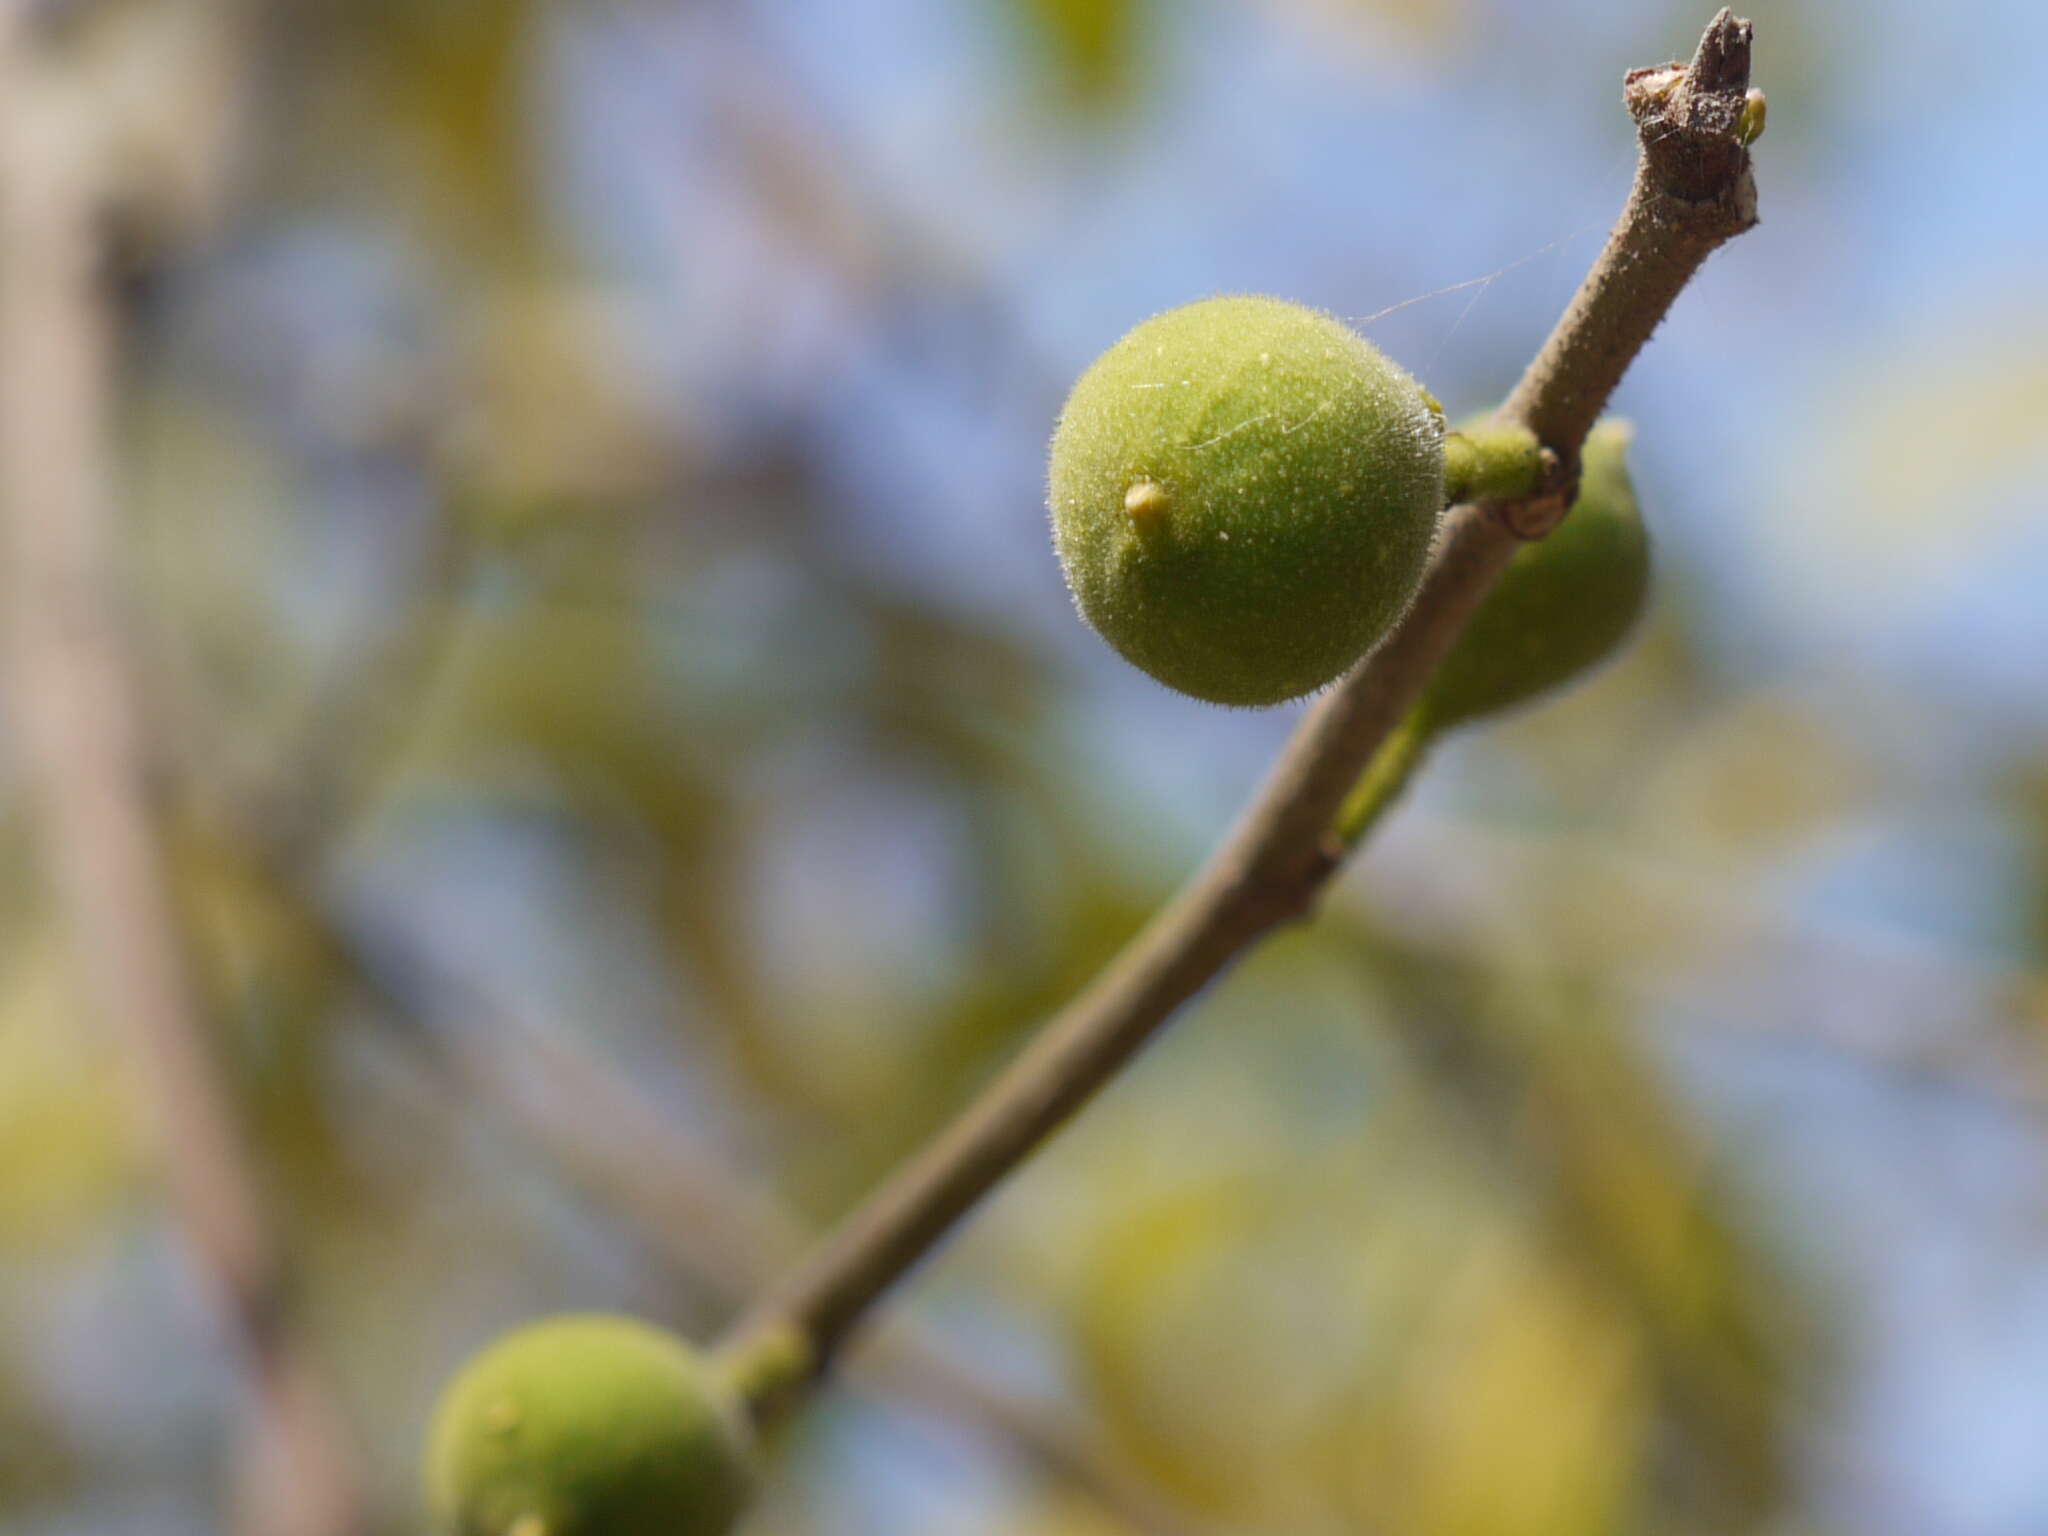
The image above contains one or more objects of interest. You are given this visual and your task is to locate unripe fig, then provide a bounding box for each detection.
[1048,295,1444,706]
[1420,418,1649,731]
[1335,419,1650,842]
[425,1314,754,1536]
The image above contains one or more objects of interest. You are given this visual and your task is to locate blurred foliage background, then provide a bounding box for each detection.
[2,0,2046,1533]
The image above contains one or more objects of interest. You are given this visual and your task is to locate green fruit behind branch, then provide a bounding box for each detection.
[425,1314,755,1536]
[1420,419,1650,732]
[1335,419,1650,844]
[1048,295,1444,707]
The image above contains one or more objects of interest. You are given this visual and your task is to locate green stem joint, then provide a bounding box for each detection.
[1441,423,1544,506]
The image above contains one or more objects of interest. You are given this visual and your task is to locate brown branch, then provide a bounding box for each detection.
[0,22,366,1536]
[719,9,1763,1415]
[1501,11,1759,464]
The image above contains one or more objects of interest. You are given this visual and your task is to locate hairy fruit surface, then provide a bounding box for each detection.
[425,1314,753,1536]
[1421,419,1650,730]
[1048,295,1444,706]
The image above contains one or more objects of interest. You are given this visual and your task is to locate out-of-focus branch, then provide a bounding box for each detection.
[1344,809,2048,1119]
[0,21,364,1536]
[721,10,1762,1414]
[245,501,473,870]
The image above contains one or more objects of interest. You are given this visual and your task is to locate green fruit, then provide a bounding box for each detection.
[1048,295,1444,707]
[1334,419,1651,846]
[1419,419,1649,730]
[425,1314,754,1536]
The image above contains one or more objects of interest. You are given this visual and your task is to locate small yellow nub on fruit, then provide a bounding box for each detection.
[1049,294,1444,707]
[1124,479,1171,524]
[425,1314,753,1536]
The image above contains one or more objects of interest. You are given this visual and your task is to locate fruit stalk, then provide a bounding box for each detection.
[720,8,1761,1422]
[1333,708,1434,847]
[1442,423,1544,507]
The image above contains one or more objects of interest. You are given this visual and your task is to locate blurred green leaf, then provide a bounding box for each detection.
[2015,760,2048,966]
[0,1347,81,1507]
[1008,0,1143,108]
[296,0,540,246]
[0,923,140,1251]
[1357,936,1801,1531]
[1365,1231,1650,1536]
[1069,1144,1656,1533]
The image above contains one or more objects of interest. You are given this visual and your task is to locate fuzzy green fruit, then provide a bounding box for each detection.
[1420,419,1649,730]
[425,1314,753,1536]
[1048,295,1444,707]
